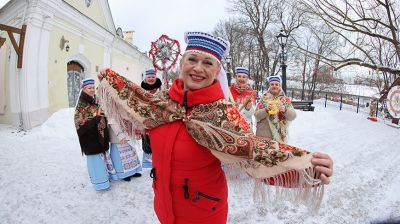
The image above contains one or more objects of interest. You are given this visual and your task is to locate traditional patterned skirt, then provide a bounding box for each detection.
[109,143,142,180]
[86,154,110,191]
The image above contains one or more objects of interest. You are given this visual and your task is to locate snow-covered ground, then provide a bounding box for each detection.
[1,101,399,224]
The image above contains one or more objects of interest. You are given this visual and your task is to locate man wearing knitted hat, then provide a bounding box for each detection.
[254,75,296,143]
[229,67,256,126]
[97,32,333,224]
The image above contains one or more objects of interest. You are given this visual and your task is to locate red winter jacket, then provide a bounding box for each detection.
[149,79,228,224]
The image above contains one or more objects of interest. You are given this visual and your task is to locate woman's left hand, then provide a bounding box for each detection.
[245,101,252,110]
[278,104,286,113]
[311,152,333,184]
[98,69,107,80]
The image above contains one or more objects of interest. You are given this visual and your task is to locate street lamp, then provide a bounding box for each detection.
[276,29,289,94]
[225,55,232,86]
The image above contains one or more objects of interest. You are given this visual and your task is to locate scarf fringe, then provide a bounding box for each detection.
[97,80,145,138]
[223,163,324,212]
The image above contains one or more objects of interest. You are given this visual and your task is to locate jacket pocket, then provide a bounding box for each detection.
[190,191,220,211]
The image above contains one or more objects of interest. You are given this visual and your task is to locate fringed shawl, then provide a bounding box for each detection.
[74,91,109,155]
[97,69,323,208]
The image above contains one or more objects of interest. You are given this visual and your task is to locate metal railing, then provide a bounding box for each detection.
[286,88,377,115]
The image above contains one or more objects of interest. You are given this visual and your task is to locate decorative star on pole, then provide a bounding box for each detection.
[149,34,181,89]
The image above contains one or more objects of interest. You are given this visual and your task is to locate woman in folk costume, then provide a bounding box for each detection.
[139,68,162,169]
[96,31,333,224]
[229,67,256,125]
[255,76,296,143]
[108,118,142,181]
[74,78,111,191]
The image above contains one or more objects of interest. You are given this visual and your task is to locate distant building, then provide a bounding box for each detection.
[0,0,152,129]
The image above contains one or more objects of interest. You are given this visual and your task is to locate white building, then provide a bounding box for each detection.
[0,0,152,129]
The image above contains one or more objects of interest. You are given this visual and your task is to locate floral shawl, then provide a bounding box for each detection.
[97,69,323,207]
[74,91,109,155]
[257,91,294,143]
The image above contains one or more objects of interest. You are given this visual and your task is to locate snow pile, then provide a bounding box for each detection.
[40,108,78,140]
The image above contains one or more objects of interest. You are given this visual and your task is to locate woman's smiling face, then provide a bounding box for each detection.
[180,52,220,91]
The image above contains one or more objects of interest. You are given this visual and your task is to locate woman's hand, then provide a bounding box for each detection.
[98,69,107,81]
[245,101,252,110]
[278,103,286,113]
[311,152,333,184]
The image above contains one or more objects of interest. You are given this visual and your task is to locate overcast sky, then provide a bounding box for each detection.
[0,0,230,52]
[108,0,230,52]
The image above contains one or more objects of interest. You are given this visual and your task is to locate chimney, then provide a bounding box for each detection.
[123,31,134,45]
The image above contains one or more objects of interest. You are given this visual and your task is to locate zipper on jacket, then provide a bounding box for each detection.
[183,90,188,110]
[192,191,220,202]
[183,178,189,199]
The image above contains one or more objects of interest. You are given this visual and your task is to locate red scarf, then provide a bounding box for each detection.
[168,79,225,107]
[230,83,256,105]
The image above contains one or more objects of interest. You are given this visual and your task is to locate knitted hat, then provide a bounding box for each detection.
[267,75,282,84]
[81,78,95,88]
[145,68,156,76]
[184,31,230,62]
[235,67,249,76]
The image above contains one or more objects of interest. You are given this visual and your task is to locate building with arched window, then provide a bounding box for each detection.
[0,0,152,129]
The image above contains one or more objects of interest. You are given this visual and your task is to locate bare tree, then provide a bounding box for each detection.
[229,0,277,77]
[299,0,400,84]
[214,19,250,70]
[226,0,307,93]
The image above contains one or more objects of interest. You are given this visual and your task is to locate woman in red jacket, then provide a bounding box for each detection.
[97,31,333,224]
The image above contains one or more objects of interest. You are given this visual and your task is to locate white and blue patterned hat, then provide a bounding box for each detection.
[184,31,230,62]
[145,68,156,76]
[267,75,282,84]
[81,78,95,88]
[235,67,249,76]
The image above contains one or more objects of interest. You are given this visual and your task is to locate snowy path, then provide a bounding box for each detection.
[0,101,399,224]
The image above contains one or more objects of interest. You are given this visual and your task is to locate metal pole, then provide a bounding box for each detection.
[340,94,343,110]
[375,100,379,118]
[357,96,360,113]
[325,93,327,108]
[281,44,287,94]
[291,89,294,99]
[282,64,287,94]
